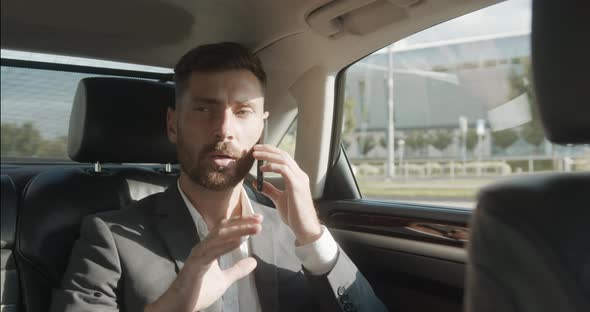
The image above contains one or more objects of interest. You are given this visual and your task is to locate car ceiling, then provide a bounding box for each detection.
[1,0,326,68]
[1,0,498,70]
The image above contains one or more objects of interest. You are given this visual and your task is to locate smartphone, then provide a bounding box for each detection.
[257,118,268,192]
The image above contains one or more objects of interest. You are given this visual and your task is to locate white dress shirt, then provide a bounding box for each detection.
[177,181,339,312]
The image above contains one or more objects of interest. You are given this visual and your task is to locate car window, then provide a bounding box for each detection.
[340,0,590,209]
[1,50,172,161]
[278,117,297,158]
[255,117,298,178]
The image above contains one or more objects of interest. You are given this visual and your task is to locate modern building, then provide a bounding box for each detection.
[342,31,553,160]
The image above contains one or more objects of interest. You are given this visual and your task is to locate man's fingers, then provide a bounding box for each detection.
[219,214,262,227]
[259,163,295,182]
[254,144,288,156]
[199,220,262,262]
[195,217,262,259]
[217,222,262,239]
[213,215,262,236]
[252,151,287,165]
[252,180,282,202]
[254,144,299,169]
[223,257,257,283]
[200,239,245,263]
[253,144,309,183]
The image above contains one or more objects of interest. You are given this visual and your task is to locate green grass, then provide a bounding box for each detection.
[359,186,476,199]
[356,178,489,199]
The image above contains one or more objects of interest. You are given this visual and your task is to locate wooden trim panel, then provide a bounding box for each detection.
[326,212,470,247]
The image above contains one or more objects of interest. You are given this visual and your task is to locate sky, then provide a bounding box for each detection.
[401,0,531,46]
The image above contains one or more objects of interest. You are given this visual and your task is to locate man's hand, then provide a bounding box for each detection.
[252,144,322,246]
[145,214,263,312]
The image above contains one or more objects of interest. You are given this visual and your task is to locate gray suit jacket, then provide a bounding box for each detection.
[50,185,387,312]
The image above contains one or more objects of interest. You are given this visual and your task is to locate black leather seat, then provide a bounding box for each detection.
[465,1,590,311]
[1,175,21,312]
[16,78,178,312]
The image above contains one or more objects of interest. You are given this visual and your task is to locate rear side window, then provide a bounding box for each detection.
[278,117,297,158]
[1,50,171,161]
[339,0,590,209]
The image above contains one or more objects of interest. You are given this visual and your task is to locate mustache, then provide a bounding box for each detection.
[201,141,243,158]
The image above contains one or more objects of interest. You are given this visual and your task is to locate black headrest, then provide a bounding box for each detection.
[532,1,590,144]
[466,173,590,311]
[68,77,177,163]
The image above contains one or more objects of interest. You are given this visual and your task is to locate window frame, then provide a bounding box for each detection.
[1,58,174,165]
[327,1,541,208]
[1,58,173,82]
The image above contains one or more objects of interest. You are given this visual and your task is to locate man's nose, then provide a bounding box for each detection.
[213,108,235,141]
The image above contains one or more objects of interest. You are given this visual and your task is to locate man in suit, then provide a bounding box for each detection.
[51,42,387,312]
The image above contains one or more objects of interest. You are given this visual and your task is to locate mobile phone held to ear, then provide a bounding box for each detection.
[257,118,268,192]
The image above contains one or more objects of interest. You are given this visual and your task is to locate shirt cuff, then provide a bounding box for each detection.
[294,225,339,275]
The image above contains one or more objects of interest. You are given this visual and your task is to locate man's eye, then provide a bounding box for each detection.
[236,109,253,116]
[194,106,210,112]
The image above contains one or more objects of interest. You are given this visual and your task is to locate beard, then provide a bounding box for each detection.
[177,136,255,191]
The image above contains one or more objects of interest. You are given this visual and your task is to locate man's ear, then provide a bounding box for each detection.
[166,107,178,144]
[263,111,269,119]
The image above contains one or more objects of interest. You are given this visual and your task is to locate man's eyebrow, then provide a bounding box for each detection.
[191,97,261,107]
[235,101,256,107]
[191,97,222,105]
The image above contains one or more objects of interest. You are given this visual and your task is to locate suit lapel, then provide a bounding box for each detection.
[152,184,224,312]
[152,185,278,312]
[152,185,200,273]
[250,202,279,312]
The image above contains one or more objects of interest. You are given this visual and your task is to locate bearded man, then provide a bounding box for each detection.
[51,42,387,312]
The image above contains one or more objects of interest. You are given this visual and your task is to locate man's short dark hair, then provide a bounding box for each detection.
[173,42,266,107]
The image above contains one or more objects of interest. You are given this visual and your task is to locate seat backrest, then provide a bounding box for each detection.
[1,175,21,312]
[465,173,590,312]
[465,1,590,311]
[15,77,178,312]
[18,167,177,312]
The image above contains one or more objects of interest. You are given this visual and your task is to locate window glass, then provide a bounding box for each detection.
[1,51,171,161]
[340,0,590,209]
[278,118,297,158]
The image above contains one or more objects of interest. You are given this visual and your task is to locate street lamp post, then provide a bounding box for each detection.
[476,118,486,176]
[398,139,405,177]
[459,116,468,175]
[386,44,396,179]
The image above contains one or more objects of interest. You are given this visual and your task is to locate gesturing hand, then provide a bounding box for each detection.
[145,214,263,312]
[252,144,322,246]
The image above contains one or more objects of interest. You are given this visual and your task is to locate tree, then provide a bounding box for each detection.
[380,135,403,150]
[38,136,69,158]
[521,122,544,151]
[459,129,478,153]
[1,122,69,159]
[428,129,453,152]
[360,134,377,156]
[465,129,478,152]
[1,122,41,157]
[1,123,18,155]
[509,57,546,151]
[492,129,518,150]
[342,97,357,150]
[343,97,357,136]
[405,130,428,155]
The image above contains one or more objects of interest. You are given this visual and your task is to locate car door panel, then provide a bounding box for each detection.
[318,148,470,312]
[320,203,469,312]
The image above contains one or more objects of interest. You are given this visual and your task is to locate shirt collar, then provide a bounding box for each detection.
[176,180,255,238]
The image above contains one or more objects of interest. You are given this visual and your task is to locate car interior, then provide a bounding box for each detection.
[1,0,589,312]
